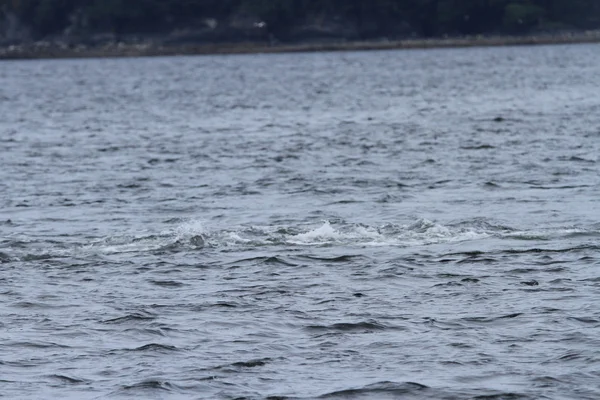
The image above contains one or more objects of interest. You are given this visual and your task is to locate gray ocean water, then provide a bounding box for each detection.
[1,43,600,399]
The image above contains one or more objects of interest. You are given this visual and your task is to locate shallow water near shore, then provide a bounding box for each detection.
[2,43,600,399]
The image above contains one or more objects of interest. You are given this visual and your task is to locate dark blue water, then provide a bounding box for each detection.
[2,43,600,399]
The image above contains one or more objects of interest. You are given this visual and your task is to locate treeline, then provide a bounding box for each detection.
[2,0,600,42]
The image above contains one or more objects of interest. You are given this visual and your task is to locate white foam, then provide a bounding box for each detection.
[225,232,252,244]
[284,219,489,247]
[86,234,168,254]
[288,221,341,244]
[398,218,490,245]
[501,227,590,241]
[173,219,206,238]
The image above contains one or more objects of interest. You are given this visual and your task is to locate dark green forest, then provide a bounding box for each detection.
[2,0,600,43]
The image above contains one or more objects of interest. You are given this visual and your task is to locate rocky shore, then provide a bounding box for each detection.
[2,30,600,60]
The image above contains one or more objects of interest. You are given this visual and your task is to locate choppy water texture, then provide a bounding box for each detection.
[2,44,600,399]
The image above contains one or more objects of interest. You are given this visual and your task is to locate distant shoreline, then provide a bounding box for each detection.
[2,31,600,60]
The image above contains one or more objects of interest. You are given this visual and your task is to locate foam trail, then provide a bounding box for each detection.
[25,219,596,259]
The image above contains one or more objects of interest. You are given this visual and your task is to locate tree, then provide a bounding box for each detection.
[504,1,544,33]
[1,0,600,42]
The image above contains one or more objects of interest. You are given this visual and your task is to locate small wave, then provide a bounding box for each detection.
[21,253,60,261]
[456,255,498,264]
[543,350,594,364]
[129,343,179,352]
[306,320,388,332]
[213,357,274,372]
[302,254,366,262]
[209,301,239,308]
[0,251,11,263]
[46,374,88,385]
[567,316,599,324]
[320,381,429,398]
[447,244,600,261]
[229,358,272,368]
[122,379,177,391]
[504,245,600,254]
[148,279,186,288]
[560,155,596,163]
[227,256,298,267]
[460,144,496,150]
[10,301,63,309]
[462,313,523,324]
[122,327,167,337]
[468,391,533,399]
[9,341,71,349]
[103,311,156,324]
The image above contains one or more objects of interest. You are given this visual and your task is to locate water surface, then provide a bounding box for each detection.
[2,44,600,399]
